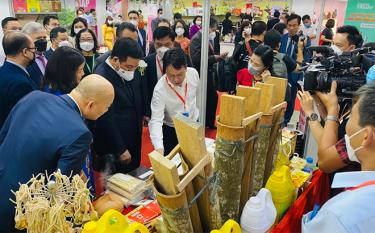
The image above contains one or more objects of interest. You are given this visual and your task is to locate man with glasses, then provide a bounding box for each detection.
[0,32,37,129]
[0,17,22,65]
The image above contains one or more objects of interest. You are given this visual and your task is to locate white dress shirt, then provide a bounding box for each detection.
[149,67,200,150]
[156,55,163,80]
[302,171,375,233]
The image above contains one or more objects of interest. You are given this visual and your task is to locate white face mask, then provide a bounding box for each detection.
[209,31,216,41]
[175,28,185,36]
[58,40,72,47]
[331,45,343,56]
[117,68,135,81]
[344,128,367,163]
[74,28,82,35]
[157,46,169,59]
[107,20,113,24]
[80,41,95,52]
[244,27,252,35]
[196,20,202,26]
[130,20,138,27]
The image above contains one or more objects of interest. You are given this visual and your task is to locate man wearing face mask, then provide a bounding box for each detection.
[302,82,375,233]
[143,26,176,117]
[301,15,317,45]
[331,25,363,56]
[151,8,164,34]
[128,10,147,56]
[93,38,146,174]
[0,32,37,129]
[190,17,228,129]
[43,15,60,49]
[22,22,49,88]
[45,27,71,59]
[0,17,22,66]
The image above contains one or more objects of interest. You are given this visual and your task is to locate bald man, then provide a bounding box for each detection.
[0,74,114,232]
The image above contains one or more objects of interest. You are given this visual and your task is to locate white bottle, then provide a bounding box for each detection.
[240,188,277,233]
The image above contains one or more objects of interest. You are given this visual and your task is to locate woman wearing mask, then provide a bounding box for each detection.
[102,16,116,50]
[173,19,190,55]
[189,16,202,39]
[234,21,252,45]
[242,45,274,86]
[76,28,99,77]
[70,17,88,47]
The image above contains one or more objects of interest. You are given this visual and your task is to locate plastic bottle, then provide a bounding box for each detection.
[240,188,277,233]
[303,157,315,175]
[265,165,296,222]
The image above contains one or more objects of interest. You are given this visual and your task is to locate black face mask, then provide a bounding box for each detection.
[34,39,48,52]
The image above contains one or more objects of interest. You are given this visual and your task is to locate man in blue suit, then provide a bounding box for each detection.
[128,10,147,55]
[22,22,49,88]
[280,13,311,125]
[0,74,114,232]
[0,32,38,130]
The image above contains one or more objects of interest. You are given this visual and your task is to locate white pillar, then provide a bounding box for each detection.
[96,0,107,45]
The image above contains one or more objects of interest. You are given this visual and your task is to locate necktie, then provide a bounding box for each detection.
[36,54,47,69]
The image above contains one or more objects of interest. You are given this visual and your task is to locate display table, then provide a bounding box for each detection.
[271,170,331,233]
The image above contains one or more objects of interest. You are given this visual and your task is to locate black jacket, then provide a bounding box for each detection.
[93,61,146,173]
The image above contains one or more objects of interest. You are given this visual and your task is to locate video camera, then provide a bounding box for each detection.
[303,46,374,97]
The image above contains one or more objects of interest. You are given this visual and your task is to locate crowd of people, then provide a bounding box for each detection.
[0,6,374,232]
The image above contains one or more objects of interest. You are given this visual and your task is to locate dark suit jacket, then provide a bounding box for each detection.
[94,51,111,72]
[267,18,280,31]
[138,28,147,55]
[0,61,37,129]
[93,62,145,173]
[190,31,218,76]
[45,48,54,60]
[0,91,92,232]
[26,53,49,88]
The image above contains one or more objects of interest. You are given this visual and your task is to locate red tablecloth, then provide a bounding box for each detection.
[271,170,331,233]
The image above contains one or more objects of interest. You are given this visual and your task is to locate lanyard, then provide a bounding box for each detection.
[85,55,95,74]
[166,76,188,110]
[347,180,375,191]
[156,55,163,74]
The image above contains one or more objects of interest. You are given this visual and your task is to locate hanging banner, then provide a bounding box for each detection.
[13,0,27,13]
[26,0,40,13]
[77,0,96,11]
[344,0,375,43]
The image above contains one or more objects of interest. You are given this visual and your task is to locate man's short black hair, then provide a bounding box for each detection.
[2,32,30,56]
[116,22,137,38]
[1,17,18,29]
[241,14,253,23]
[287,13,302,25]
[128,10,139,17]
[274,10,280,18]
[158,8,163,14]
[111,37,143,62]
[43,15,58,26]
[264,29,282,50]
[158,18,171,28]
[163,47,187,72]
[153,26,175,41]
[251,21,267,36]
[273,22,287,35]
[210,17,218,29]
[50,27,67,41]
[356,82,375,127]
[174,13,182,20]
[302,15,311,21]
[337,25,364,48]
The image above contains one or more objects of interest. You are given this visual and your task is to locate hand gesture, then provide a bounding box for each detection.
[297,90,314,115]
[316,81,340,116]
[119,150,132,165]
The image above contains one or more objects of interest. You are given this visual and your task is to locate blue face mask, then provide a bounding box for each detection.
[248,63,262,76]
[304,23,311,28]
[367,65,375,84]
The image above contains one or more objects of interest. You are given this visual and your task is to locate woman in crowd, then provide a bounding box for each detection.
[76,28,99,77]
[42,46,85,95]
[234,21,252,45]
[102,16,116,50]
[173,19,190,55]
[189,16,202,39]
[70,17,88,47]
[242,44,274,86]
[320,19,335,46]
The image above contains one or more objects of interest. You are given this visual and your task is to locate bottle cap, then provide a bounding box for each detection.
[306,157,314,164]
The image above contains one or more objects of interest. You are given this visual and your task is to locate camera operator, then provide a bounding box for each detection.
[298,25,364,173]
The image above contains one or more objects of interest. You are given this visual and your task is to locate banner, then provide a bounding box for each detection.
[77,0,96,11]
[13,0,27,13]
[344,0,375,43]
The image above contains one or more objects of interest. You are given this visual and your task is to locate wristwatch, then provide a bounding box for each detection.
[307,113,319,122]
[325,115,340,124]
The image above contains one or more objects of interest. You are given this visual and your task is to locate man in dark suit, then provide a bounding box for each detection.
[93,38,146,174]
[0,75,114,232]
[267,10,281,31]
[128,10,147,55]
[0,32,37,129]
[190,17,228,129]
[45,26,70,59]
[22,22,49,87]
[95,22,138,70]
